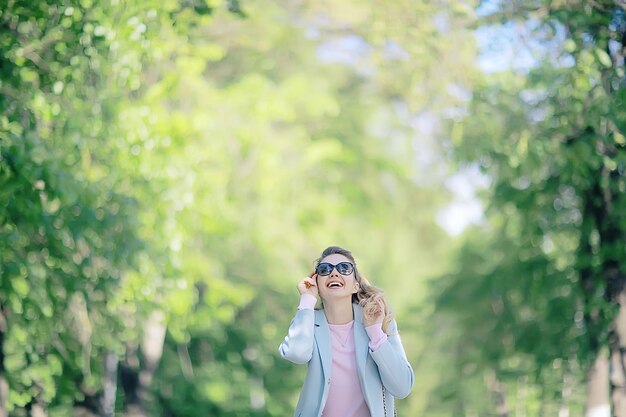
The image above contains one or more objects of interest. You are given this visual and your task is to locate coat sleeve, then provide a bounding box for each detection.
[369,319,414,398]
[278,308,315,364]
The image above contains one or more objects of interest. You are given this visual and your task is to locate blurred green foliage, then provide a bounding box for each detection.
[4,0,624,416]
[1,0,475,416]
[428,1,626,416]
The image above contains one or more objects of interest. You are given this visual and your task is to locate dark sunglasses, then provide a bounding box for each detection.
[316,262,354,276]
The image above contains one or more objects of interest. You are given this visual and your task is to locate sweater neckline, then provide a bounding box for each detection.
[328,320,354,330]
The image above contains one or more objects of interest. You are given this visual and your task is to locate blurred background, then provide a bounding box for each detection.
[1,0,625,416]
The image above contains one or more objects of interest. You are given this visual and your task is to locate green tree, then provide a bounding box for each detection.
[430,1,626,416]
[2,0,477,415]
[0,0,146,415]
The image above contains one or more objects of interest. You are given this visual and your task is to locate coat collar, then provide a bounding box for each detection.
[314,303,369,383]
[313,302,364,326]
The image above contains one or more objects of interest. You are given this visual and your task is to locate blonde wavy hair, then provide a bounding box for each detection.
[314,246,394,334]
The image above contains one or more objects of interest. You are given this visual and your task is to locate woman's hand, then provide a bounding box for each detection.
[297,273,319,299]
[363,296,385,327]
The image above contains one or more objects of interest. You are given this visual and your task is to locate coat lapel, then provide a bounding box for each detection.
[314,310,332,381]
[352,303,369,376]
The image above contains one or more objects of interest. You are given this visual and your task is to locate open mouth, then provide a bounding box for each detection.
[327,281,344,289]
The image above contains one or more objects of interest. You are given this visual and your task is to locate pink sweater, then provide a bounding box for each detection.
[298,294,388,417]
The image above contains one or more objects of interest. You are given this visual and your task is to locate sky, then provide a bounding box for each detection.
[307,2,549,237]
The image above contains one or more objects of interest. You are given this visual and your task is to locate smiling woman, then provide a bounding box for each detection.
[278,246,414,417]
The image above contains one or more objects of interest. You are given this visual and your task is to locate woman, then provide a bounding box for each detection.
[279,246,414,417]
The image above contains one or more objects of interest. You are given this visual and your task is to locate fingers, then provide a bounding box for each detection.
[364,301,381,317]
[298,275,319,296]
[304,275,317,287]
[363,297,386,325]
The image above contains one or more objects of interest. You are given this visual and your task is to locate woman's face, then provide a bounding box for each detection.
[316,253,360,303]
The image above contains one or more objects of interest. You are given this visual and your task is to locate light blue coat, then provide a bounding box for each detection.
[278,303,414,417]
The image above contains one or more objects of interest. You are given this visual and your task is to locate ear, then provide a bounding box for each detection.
[352,281,359,294]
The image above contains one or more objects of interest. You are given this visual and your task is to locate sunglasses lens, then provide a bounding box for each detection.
[316,263,333,275]
[336,262,353,275]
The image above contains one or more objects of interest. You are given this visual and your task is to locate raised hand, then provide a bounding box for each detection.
[363,295,385,327]
[297,273,319,299]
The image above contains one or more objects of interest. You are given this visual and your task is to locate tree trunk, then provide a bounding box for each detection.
[559,363,572,417]
[610,291,626,417]
[0,379,5,417]
[121,310,166,417]
[0,306,7,417]
[586,350,610,417]
[579,139,624,417]
[484,369,509,417]
[102,351,118,417]
[31,403,47,417]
